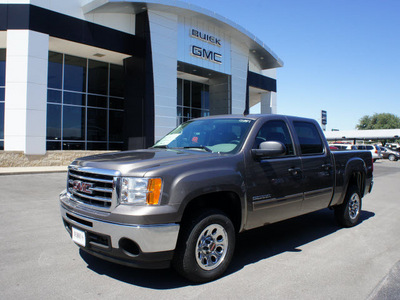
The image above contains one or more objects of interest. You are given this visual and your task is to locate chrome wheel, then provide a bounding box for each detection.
[348,193,360,220]
[195,224,228,271]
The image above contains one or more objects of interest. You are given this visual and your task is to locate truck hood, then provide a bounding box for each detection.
[71,149,221,177]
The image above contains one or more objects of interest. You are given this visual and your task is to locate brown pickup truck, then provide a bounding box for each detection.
[60,114,373,282]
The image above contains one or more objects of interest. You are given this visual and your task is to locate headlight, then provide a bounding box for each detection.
[120,177,163,205]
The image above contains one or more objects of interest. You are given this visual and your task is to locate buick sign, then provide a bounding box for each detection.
[190,28,223,64]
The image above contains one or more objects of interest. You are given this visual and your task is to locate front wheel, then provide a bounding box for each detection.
[334,185,362,227]
[388,154,396,161]
[173,210,235,283]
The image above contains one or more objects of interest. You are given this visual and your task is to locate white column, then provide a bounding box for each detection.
[148,11,178,142]
[270,91,277,114]
[230,40,249,114]
[4,30,49,155]
[260,92,272,114]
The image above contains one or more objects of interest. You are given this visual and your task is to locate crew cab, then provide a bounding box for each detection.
[60,114,373,282]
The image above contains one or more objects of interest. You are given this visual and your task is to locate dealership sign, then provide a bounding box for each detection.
[190,28,222,64]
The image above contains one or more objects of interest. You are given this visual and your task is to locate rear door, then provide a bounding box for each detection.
[292,121,335,213]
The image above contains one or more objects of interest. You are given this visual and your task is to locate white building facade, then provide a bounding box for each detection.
[0,0,283,154]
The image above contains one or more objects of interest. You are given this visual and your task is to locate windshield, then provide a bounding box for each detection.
[153,118,254,153]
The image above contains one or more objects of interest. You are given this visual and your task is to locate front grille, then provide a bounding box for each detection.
[67,168,115,211]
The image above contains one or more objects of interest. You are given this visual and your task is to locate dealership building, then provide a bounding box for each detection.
[0,0,283,155]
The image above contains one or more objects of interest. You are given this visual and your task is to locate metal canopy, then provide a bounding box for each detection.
[324,129,400,141]
[82,0,284,69]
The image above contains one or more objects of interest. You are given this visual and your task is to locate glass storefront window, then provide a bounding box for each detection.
[87,108,107,141]
[46,51,125,150]
[62,142,85,150]
[109,97,124,109]
[64,55,87,92]
[46,104,61,140]
[0,87,4,102]
[109,110,124,141]
[48,52,63,89]
[64,91,86,106]
[110,64,124,97]
[87,142,107,150]
[192,82,202,109]
[63,105,85,140]
[0,49,7,87]
[177,79,210,125]
[177,79,183,106]
[46,141,61,150]
[47,89,62,104]
[183,80,191,107]
[0,102,4,140]
[88,95,107,108]
[88,60,108,95]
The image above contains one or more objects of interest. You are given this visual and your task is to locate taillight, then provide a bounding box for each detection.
[375,150,378,153]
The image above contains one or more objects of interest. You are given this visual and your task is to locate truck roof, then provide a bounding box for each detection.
[196,114,317,123]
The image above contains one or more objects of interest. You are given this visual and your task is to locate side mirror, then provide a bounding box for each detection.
[252,141,286,159]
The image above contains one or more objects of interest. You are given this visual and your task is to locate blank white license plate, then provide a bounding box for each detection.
[72,227,86,247]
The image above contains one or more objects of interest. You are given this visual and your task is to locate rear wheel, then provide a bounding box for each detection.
[173,210,235,283]
[334,185,362,227]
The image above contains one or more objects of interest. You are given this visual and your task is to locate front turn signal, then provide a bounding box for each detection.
[146,178,163,205]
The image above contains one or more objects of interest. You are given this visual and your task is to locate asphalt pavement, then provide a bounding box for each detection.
[0,160,399,299]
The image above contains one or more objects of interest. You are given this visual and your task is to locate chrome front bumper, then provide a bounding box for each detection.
[60,202,180,254]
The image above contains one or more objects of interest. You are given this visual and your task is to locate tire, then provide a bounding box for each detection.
[388,154,396,161]
[334,185,362,227]
[173,210,235,283]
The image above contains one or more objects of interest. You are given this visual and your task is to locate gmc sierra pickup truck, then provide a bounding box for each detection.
[60,114,373,282]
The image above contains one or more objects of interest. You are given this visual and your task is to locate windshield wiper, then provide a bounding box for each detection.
[182,146,212,152]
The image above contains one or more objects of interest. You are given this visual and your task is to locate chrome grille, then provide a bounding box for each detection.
[67,167,116,211]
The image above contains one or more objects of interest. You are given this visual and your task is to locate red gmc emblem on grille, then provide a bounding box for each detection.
[71,180,93,194]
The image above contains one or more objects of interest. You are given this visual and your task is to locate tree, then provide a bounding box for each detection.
[356,113,400,130]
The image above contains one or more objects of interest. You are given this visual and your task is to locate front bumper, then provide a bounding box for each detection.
[60,202,180,269]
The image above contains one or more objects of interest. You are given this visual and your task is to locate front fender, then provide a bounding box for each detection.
[170,168,246,226]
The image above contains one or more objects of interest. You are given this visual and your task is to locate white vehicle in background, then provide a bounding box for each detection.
[351,144,382,162]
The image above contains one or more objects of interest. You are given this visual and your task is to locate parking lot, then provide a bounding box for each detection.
[0,160,399,299]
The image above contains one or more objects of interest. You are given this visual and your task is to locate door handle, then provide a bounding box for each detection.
[322,164,332,171]
[288,167,301,176]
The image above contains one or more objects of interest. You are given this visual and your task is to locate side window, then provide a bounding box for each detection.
[253,120,294,155]
[293,121,324,155]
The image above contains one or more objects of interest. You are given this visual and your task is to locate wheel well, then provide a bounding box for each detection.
[181,192,242,233]
[348,171,365,197]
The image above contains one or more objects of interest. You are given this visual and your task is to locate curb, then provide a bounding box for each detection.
[0,166,68,175]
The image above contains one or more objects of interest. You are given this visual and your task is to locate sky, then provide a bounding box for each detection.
[183,0,400,131]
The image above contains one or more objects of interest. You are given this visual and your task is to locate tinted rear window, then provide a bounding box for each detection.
[293,121,324,155]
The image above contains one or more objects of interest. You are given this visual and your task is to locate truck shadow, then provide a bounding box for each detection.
[80,208,375,289]
[229,208,374,275]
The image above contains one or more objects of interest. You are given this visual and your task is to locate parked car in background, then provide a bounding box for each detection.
[381,147,400,161]
[329,144,353,150]
[351,144,382,162]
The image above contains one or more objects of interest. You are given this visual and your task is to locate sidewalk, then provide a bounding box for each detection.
[0,166,68,175]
